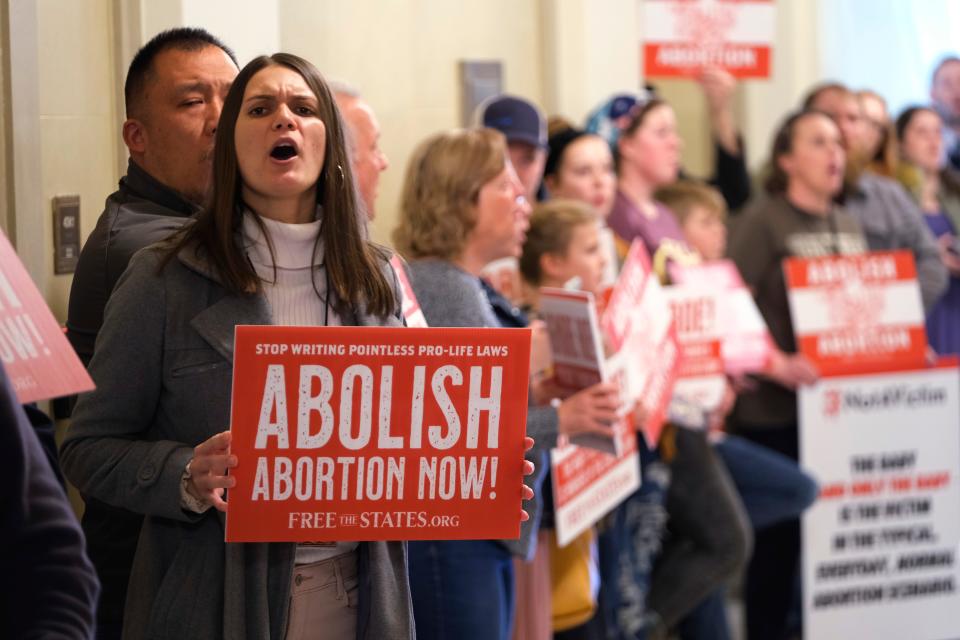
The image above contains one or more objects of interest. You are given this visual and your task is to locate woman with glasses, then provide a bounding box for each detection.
[393,128,622,640]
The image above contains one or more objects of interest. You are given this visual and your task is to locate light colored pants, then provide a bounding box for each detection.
[511,530,552,640]
[285,551,359,640]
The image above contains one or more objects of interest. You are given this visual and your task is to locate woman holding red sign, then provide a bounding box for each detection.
[728,110,868,640]
[62,53,427,640]
[393,128,622,640]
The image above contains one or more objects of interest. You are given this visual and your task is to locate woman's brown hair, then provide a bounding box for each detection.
[164,53,395,317]
[858,90,898,178]
[393,128,507,261]
[764,109,835,195]
[519,199,598,285]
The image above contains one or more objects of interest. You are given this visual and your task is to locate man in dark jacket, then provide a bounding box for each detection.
[64,27,238,639]
[0,361,99,639]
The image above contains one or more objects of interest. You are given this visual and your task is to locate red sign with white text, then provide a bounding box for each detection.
[0,228,93,402]
[225,325,531,542]
[642,0,775,78]
[601,240,681,445]
[784,251,926,376]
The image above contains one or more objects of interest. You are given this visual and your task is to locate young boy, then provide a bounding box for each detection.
[656,180,728,261]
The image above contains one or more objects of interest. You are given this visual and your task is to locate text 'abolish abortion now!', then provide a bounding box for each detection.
[248,363,505,504]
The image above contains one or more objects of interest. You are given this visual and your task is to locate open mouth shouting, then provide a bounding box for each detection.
[270,138,300,162]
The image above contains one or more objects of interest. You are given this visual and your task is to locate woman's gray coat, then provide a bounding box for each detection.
[60,242,415,640]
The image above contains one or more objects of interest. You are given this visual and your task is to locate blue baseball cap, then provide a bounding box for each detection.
[477,94,548,149]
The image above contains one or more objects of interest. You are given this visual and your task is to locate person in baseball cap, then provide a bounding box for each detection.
[477,94,548,201]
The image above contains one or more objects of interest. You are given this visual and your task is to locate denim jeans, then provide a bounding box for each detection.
[646,428,751,634]
[713,434,818,530]
[676,590,730,640]
[733,424,802,640]
[597,435,671,640]
[677,433,818,639]
[408,539,514,640]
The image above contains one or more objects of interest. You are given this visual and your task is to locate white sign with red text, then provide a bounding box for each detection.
[799,361,960,640]
[539,288,641,547]
[642,0,775,79]
[663,285,726,413]
[671,259,772,375]
[785,251,926,376]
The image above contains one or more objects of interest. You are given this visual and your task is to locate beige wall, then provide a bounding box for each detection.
[6,0,826,319]
[35,0,119,321]
[279,0,547,245]
[541,0,640,124]
[0,2,10,234]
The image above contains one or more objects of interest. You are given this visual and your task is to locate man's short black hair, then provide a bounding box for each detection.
[124,27,238,118]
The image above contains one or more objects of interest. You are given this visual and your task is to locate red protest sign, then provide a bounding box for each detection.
[551,430,639,547]
[0,228,93,402]
[601,240,681,445]
[784,250,926,376]
[389,255,428,328]
[642,0,775,79]
[225,325,531,543]
[601,240,651,354]
[539,288,640,546]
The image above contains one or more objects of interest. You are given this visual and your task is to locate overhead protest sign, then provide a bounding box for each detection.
[784,250,926,375]
[225,325,531,543]
[0,228,93,403]
[799,361,960,640]
[642,0,775,79]
[539,288,640,547]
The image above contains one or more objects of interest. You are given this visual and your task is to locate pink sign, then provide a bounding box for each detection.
[0,229,93,402]
[672,260,773,375]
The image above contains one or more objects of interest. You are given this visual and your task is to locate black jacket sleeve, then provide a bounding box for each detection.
[0,364,99,639]
[710,137,752,213]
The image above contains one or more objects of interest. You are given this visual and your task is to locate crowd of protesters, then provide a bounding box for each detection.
[8,24,960,640]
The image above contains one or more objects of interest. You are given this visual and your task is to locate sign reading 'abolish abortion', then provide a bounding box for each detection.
[225,325,531,543]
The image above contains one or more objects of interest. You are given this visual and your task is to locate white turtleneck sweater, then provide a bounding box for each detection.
[241,213,341,328]
[242,212,357,565]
